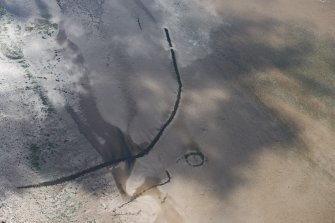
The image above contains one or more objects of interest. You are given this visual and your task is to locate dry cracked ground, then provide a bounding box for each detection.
[0,0,335,222]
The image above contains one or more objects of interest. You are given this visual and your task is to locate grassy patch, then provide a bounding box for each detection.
[0,4,6,16]
[30,19,58,37]
[0,42,23,60]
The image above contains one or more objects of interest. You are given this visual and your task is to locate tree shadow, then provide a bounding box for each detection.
[161,15,335,200]
[1,1,335,221]
[34,0,51,20]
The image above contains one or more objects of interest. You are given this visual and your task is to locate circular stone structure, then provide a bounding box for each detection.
[184,151,205,167]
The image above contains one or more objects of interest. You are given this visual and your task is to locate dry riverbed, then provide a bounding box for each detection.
[0,0,334,222]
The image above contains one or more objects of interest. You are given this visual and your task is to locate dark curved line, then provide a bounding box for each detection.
[18,28,181,189]
[164,28,173,47]
[133,0,157,23]
[118,170,171,208]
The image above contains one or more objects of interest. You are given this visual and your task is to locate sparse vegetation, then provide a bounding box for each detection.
[0,4,6,16]
[0,42,23,60]
[33,19,58,35]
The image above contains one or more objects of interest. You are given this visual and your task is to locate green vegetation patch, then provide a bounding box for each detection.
[29,19,58,36]
[0,4,6,16]
[24,70,55,114]
[0,42,23,59]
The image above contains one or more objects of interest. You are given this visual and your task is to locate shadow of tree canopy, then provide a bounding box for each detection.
[162,14,335,198]
[1,0,335,214]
